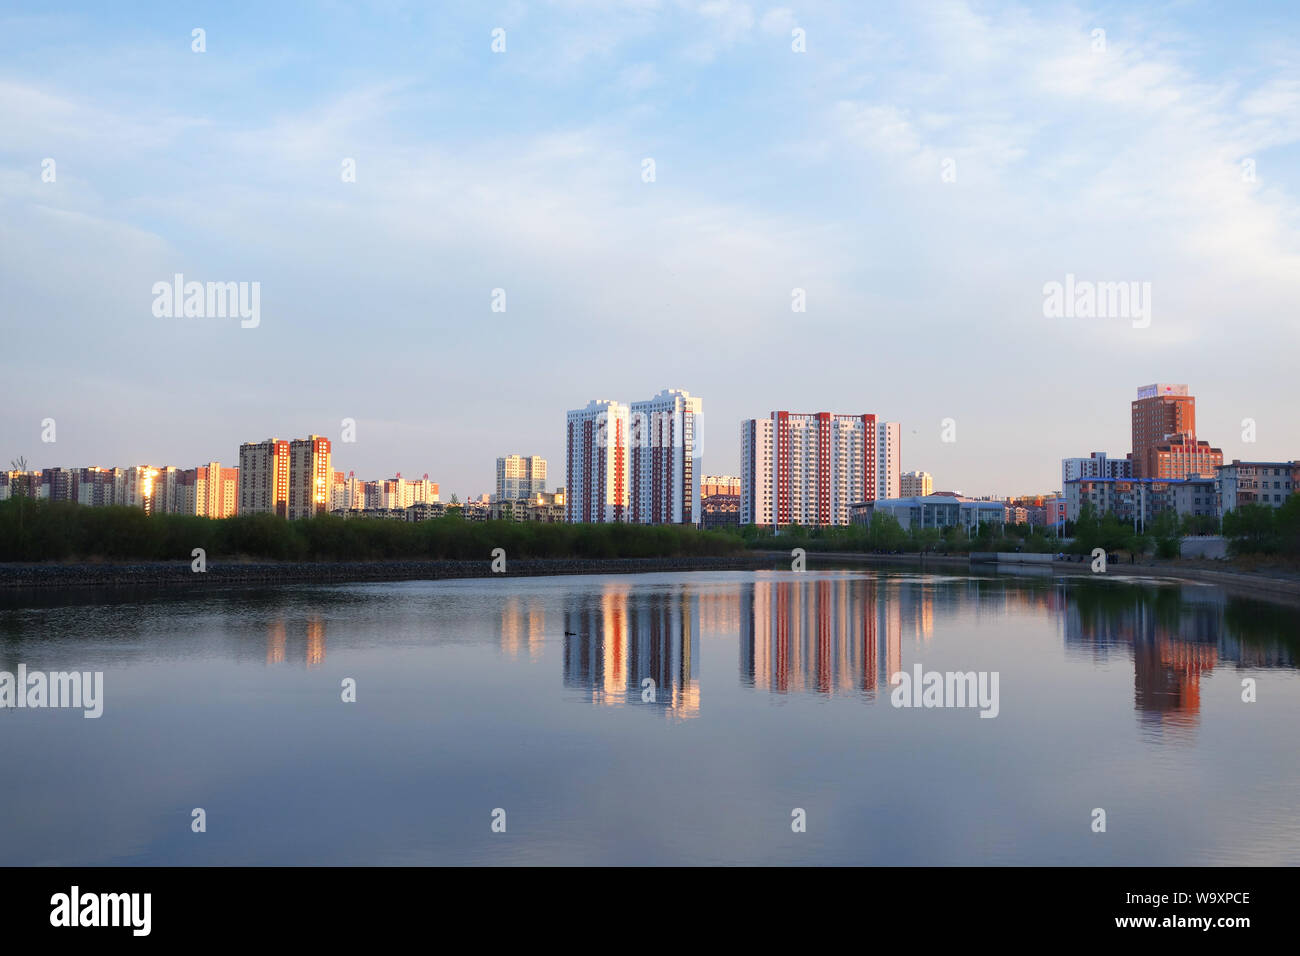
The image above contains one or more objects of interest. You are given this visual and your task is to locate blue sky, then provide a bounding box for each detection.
[2,0,1298,498]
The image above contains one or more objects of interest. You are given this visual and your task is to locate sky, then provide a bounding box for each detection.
[1,0,1298,499]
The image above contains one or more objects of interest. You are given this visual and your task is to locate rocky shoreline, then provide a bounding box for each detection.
[0,554,782,590]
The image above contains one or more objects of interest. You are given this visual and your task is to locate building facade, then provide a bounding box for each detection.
[740,418,774,528]
[700,475,741,498]
[1217,460,1297,512]
[288,435,332,520]
[900,470,933,497]
[1062,451,1133,484]
[1130,384,1222,479]
[490,489,566,523]
[496,455,547,501]
[1064,477,1217,525]
[701,493,740,530]
[181,462,238,518]
[565,399,630,523]
[629,388,702,526]
[855,495,1005,532]
[238,439,291,517]
[739,411,900,527]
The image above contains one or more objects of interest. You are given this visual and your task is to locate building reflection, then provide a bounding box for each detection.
[500,596,546,659]
[264,614,326,668]
[1063,583,1293,735]
[562,584,700,718]
[741,576,937,698]
[735,573,1297,736]
[547,572,1297,735]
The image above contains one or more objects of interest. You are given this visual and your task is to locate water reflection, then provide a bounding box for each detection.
[1063,581,1295,735]
[499,596,547,660]
[559,583,700,717]
[265,614,327,667]
[547,573,1299,736]
[1,572,1298,864]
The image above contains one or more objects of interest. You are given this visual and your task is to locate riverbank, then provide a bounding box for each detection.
[780,548,1300,599]
[4,550,1297,603]
[0,554,781,590]
[1046,559,1300,600]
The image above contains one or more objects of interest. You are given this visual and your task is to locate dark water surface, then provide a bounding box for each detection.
[1,569,1297,865]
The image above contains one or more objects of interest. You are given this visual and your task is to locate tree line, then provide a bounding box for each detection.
[0,498,744,563]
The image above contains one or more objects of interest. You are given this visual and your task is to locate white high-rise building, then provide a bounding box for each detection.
[740,411,901,527]
[740,418,774,528]
[877,420,901,500]
[629,388,703,525]
[565,399,630,523]
[496,455,547,500]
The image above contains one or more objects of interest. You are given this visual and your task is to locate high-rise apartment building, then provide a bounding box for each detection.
[40,467,75,502]
[73,467,120,507]
[900,470,933,497]
[740,411,901,527]
[238,439,291,517]
[288,435,332,520]
[181,461,238,518]
[123,465,161,512]
[740,419,774,528]
[565,399,630,523]
[151,466,182,514]
[629,388,702,526]
[496,455,547,500]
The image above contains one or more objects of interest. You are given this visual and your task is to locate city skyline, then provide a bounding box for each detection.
[3,3,1298,498]
[5,376,1294,506]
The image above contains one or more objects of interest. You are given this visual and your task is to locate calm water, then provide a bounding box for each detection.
[1,569,1298,866]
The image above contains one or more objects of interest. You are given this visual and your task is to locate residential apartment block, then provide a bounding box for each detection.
[288,435,332,520]
[1064,477,1218,525]
[565,399,630,523]
[900,470,933,497]
[700,475,741,497]
[1061,451,1133,484]
[740,411,900,527]
[238,439,291,517]
[629,388,702,526]
[490,489,566,523]
[1217,460,1298,512]
[565,389,703,525]
[496,455,547,500]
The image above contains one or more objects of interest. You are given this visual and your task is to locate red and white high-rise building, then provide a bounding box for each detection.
[629,388,702,526]
[740,411,900,527]
[566,400,630,523]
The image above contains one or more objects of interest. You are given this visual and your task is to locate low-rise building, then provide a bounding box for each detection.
[1217,460,1297,512]
[490,490,567,523]
[701,493,740,530]
[852,495,1005,532]
[1065,477,1217,525]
